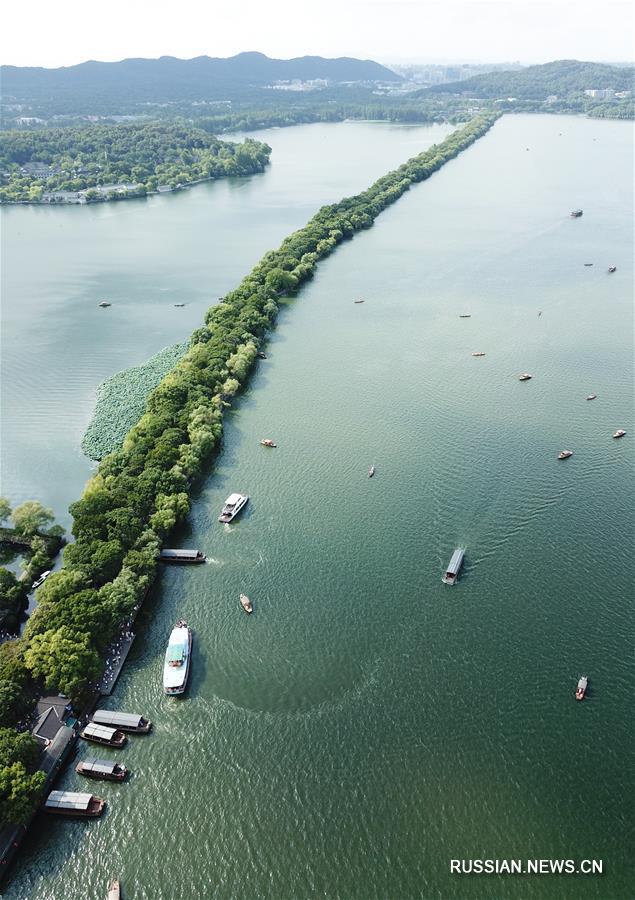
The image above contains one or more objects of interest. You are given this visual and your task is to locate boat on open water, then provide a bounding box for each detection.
[76,759,128,782]
[260,439,277,448]
[80,723,127,748]
[368,465,375,478]
[45,790,105,817]
[163,620,192,695]
[240,594,253,614]
[576,676,588,701]
[518,373,532,381]
[219,493,249,523]
[107,880,120,900]
[608,265,617,273]
[570,209,583,217]
[159,548,206,564]
[613,429,626,439]
[91,710,152,733]
[586,394,597,400]
[558,450,573,460]
[471,352,486,357]
[442,549,465,585]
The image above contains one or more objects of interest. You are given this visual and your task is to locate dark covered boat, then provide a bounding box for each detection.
[44,790,105,817]
[159,548,206,564]
[76,759,128,782]
[80,723,127,748]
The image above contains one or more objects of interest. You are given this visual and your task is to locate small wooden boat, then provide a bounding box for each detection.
[80,723,127,748]
[518,373,532,381]
[91,710,152,733]
[613,429,626,439]
[608,265,617,273]
[76,759,128,782]
[471,352,486,357]
[260,439,277,448]
[107,879,121,900]
[368,465,375,478]
[45,791,105,817]
[98,301,111,308]
[257,351,267,359]
[354,299,365,304]
[442,549,465,585]
[240,593,253,614]
[586,394,597,401]
[558,450,573,460]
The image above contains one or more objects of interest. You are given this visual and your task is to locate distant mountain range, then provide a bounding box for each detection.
[2,52,401,112]
[419,60,634,99]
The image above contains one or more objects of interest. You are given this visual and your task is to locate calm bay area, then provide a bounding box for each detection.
[1,115,633,899]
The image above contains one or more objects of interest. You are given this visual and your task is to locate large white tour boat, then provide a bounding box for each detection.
[163,620,192,696]
[218,492,249,523]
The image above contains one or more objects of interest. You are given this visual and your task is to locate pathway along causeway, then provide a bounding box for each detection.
[0,113,499,836]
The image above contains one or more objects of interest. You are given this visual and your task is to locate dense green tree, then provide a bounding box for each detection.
[10,501,54,537]
[24,626,101,702]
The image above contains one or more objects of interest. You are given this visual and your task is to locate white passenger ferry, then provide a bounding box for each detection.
[163,620,192,696]
[218,493,249,523]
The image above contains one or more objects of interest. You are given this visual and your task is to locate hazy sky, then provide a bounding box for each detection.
[1,0,633,68]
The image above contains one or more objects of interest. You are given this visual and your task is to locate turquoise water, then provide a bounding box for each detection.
[1,115,633,899]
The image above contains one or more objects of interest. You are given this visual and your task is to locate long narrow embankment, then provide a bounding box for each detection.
[0,113,501,734]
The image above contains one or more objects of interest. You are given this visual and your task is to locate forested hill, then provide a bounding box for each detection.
[2,52,400,112]
[419,60,634,99]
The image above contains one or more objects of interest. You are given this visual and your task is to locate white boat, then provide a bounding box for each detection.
[163,620,192,696]
[518,373,533,381]
[218,493,249,523]
[442,549,465,585]
[558,450,573,460]
[31,570,51,590]
[240,593,253,614]
[107,880,121,900]
[613,429,626,439]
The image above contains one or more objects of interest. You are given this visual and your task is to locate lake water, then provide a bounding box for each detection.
[1,115,633,899]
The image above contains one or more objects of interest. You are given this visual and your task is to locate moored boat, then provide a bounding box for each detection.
[91,710,152,733]
[442,549,465,585]
[558,450,573,460]
[107,880,120,900]
[44,790,105,817]
[218,493,249,523]
[80,723,127,748]
[613,429,626,438]
[76,759,128,782]
[576,676,588,701]
[518,373,532,381]
[586,394,597,400]
[257,351,267,359]
[570,209,583,217]
[240,593,253,614]
[163,620,192,695]
[260,439,277,447]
